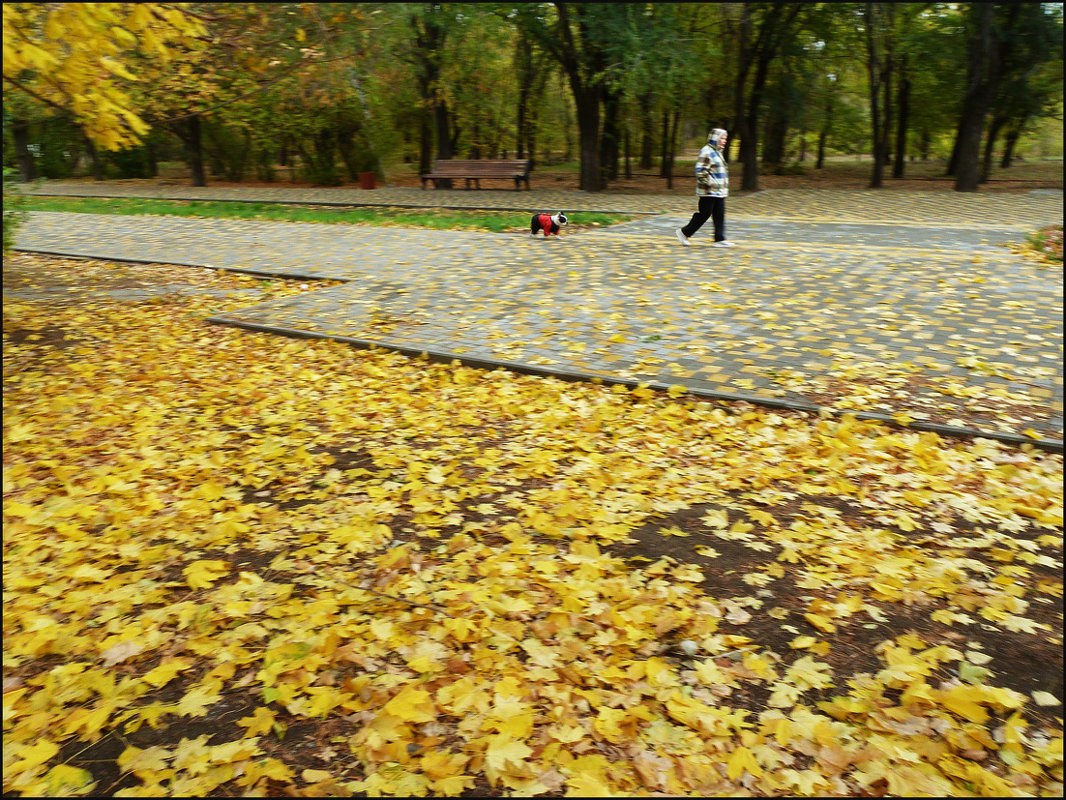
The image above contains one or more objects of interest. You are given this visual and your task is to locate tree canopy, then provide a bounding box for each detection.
[4,3,1063,190]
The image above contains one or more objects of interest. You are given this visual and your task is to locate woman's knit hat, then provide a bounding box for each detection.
[708,128,728,145]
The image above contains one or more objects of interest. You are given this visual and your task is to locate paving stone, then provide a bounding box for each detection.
[11,186,1063,446]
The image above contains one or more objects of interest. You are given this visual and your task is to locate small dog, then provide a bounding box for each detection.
[530,212,568,237]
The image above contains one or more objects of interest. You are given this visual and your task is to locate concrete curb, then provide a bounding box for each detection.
[206,315,1065,454]
[24,191,664,216]
[11,248,340,283]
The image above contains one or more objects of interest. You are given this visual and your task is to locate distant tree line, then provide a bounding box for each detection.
[3,3,1063,192]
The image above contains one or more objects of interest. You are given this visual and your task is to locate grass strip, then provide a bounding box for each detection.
[1026,223,1063,264]
[20,196,635,233]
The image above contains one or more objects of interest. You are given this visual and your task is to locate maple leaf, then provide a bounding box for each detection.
[23,764,97,797]
[768,682,803,708]
[803,613,836,634]
[420,750,470,779]
[117,745,172,773]
[100,640,145,667]
[237,707,276,737]
[1000,614,1048,634]
[7,739,59,775]
[726,745,763,780]
[484,734,532,771]
[564,770,616,797]
[182,559,230,589]
[383,686,435,723]
[175,684,221,718]
[1031,691,1060,707]
[701,509,729,528]
[431,775,477,794]
[140,657,193,688]
[784,656,834,691]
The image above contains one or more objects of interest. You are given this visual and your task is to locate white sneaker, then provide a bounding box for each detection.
[675,229,690,246]
[713,240,735,247]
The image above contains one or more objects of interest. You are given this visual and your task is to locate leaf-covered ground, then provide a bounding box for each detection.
[3,254,1063,797]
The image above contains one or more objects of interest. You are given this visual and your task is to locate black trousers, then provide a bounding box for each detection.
[681,195,725,241]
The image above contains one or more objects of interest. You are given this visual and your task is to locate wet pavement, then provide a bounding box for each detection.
[9,185,1063,449]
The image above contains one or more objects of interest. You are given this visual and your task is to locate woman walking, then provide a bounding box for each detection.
[676,128,734,247]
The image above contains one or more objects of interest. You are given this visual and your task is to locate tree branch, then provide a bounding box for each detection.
[151,53,352,126]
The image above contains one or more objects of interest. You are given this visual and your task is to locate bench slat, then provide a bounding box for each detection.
[420,159,531,190]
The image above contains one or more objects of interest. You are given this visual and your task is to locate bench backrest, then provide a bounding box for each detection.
[429,159,531,175]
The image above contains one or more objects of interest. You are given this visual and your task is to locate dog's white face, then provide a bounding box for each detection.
[552,213,568,227]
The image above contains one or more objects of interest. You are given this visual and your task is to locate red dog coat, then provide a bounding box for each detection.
[532,213,561,236]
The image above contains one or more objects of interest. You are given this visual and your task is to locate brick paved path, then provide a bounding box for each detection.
[11,185,1063,448]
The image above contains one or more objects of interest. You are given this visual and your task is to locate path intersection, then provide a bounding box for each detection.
[12,183,1064,449]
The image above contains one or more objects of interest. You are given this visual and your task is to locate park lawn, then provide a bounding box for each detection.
[3,255,1063,798]
[17,196,635,233]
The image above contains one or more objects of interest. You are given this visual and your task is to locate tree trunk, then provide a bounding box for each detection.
[471,118,481,160]
[954,3,996,192]
[665,110,681,190]
[435,101,454,189]
[892,70,910,179]
[516,93,528,159]
[624,125,631,179]
[920,128,930,161]
[881,44,893,168]
[946,120,961,175]
[865,3,884,189]
[563,100,573,163]
[83,135,105,181]
[731,4,753,173]
[980,114,1006,184]
[816,90,834,170]
[1000,118,1025,168]
[298,129,341,187]
[419,114,433,176]
[145,137,158,178]
[639,93,654,170]
[600,89,621,182]
[659,111,670,177]
[447,119,460,158]
[515,35,533,159]
[736,3,799,192]
[173,115,207,187]
[739,61,767,190]
[413,7,452,186]
[12,119,38,182]
[762,112,787,171]
[574,86,604,191]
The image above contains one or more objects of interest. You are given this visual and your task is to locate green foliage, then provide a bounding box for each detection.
[1026,224,1063,264]
[5,3,1062,188]
[105,144,155,179]
[28,116,83,179]
[2,167,28,254]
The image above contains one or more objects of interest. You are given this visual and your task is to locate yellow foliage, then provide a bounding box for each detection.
[3,3,205,149]
[2,269,1063,797]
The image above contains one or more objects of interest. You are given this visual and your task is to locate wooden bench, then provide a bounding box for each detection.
[420,159,531,190]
